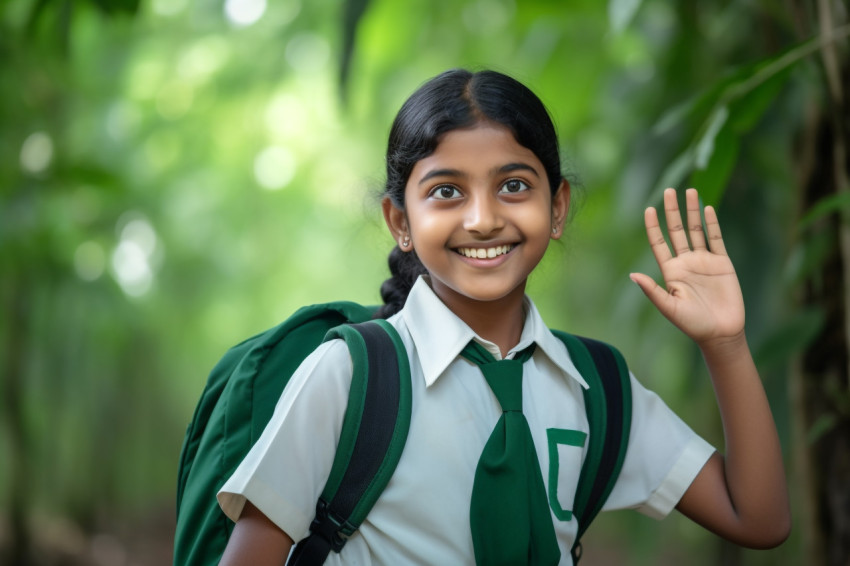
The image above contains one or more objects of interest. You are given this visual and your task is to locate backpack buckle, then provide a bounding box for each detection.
[310,499,351,553]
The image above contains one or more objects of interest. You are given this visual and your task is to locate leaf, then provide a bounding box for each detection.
[807,413,838,445]
[657,106,733,202]
[728,64,794,133]
[652,35,824,139]
[693,106,729,170]
[655,148,695,195]
[784,231,836,284]
[798,191,850,230]
[652,80,732,137]
[339,0,372,104]
[25,0,51,37]
[688,125,739,206]
[608,0,643,34]
[652,37,819,205]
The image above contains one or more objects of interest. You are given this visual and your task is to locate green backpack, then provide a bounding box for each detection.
[173,303,632,565]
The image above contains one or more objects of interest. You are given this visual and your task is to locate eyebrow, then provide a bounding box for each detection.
[417,162,540,186]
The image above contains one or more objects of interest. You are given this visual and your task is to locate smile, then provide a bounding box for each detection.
[455,245,515,259]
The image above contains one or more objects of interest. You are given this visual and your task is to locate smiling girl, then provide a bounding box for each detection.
[215,69,790,565]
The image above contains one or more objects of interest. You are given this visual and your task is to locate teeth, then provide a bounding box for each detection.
[457,245,513,259]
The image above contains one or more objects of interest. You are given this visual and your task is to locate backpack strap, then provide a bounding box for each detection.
[552,331,632,564]
[288,319,411,565]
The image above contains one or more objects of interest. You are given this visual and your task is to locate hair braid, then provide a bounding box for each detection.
[374,245,428,319]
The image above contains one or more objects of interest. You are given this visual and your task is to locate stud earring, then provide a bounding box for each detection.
[401,235,411,248]
[552,226,558,234]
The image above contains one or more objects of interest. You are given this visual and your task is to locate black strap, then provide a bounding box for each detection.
[576,337,626,525]
[571,335,629,563]
[288,321,402,566]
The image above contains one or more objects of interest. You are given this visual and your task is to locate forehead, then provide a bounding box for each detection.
[412,124,544,175]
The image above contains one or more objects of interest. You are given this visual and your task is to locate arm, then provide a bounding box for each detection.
[219,501,294,566]
[629,188,791,548]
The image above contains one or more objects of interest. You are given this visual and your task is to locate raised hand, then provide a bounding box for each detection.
[632,189,791,547]
[629,188,745,346]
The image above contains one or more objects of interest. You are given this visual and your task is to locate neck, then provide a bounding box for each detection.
[432,283,527,358]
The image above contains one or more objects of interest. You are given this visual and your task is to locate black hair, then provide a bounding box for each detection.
[375,68,565,319]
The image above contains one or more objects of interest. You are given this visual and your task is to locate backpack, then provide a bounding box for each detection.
[173,303,632,565]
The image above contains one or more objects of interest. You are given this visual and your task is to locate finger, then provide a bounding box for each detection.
[704,205,728,255]
[629,273,673,315]
[685,188,707,251]
[644,206,673,265]
[663,188,691,256]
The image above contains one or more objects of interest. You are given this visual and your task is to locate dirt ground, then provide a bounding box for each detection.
[0,504,175,566]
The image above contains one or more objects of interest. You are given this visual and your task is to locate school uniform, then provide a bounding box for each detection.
[218,276,715,565]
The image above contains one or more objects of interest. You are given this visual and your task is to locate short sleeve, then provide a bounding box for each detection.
[602,372,715,519]
[217,339,353,541]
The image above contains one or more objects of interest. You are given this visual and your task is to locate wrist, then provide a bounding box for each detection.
[697,331,749,360]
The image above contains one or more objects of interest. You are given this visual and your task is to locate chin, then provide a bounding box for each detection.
[445,283,527,306]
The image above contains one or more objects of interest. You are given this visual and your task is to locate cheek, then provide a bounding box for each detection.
[520,202,555,235]
[408,206,449,241]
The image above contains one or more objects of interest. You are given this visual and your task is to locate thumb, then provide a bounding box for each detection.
[629,273,671,312]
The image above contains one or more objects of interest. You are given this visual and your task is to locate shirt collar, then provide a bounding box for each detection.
[400,276,589,389]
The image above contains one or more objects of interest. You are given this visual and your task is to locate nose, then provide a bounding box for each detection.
[463,193,504,236]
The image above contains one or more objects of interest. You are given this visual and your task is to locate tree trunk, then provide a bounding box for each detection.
[795,3,850,563]
[1,274,33,566]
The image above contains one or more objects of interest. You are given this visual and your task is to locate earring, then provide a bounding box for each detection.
[552,226,558,234]
[401,235,411,249]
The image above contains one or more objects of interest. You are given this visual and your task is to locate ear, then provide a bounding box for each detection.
[382,196,411,249]
[550,179,570,239]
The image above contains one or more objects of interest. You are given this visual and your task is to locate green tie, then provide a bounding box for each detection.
[461,340,561,566]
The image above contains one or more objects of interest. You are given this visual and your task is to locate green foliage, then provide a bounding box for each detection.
[1,0,836,563]
[652,37,820,206]
[799,191,850,230]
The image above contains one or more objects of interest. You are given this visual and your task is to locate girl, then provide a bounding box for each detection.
[216,69,790,565]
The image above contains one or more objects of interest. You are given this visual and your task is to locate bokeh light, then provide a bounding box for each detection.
[20,131,54,174]
[110,213,160,297]
[74,241,107,282]
[224,0,267,27]
[253,145,296,190]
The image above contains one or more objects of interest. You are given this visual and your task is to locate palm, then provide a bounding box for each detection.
[631,189,745,344]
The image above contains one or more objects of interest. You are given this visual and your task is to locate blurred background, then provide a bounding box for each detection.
[1,0,848,564]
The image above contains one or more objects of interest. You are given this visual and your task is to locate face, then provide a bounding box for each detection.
[384,123,569,313]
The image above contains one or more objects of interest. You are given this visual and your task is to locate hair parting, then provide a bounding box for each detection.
[375,68,565,319]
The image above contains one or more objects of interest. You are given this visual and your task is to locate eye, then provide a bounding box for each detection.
[430,185,462,200]
[499,179,530,194]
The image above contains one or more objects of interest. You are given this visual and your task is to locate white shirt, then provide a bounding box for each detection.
[218,277,715,565]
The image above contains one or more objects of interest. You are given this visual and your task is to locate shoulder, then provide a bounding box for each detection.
[259,338,356,422]
[296,338,354,385]
[306,338,355,369]
[249,337,356,453]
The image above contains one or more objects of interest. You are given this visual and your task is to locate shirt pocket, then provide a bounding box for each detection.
[546,428,587,521]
